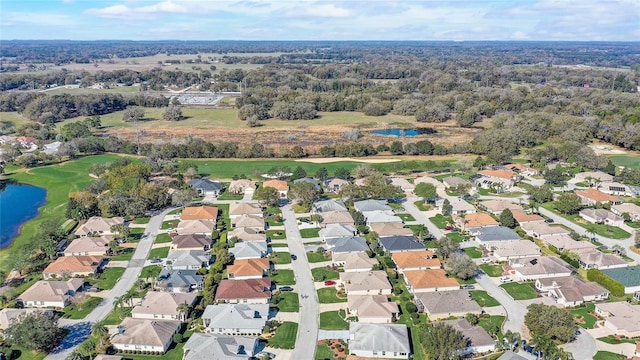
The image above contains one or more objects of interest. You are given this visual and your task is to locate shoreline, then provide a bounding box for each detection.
[0,183,48,251]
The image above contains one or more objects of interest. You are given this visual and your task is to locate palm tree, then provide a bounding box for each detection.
[176,301,191,321]
[66,350,87,360]
[91,320,108,347]
[112,296,124,310]
[124,287,138,307]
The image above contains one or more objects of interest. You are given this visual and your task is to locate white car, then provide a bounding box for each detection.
[481,257,492,264]
[499,276,513,283]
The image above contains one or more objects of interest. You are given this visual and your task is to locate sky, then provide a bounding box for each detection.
[1,0,639,41]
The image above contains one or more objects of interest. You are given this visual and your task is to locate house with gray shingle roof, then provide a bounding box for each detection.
[378,235,425,253]
[229,241,267,260]
[202,303,268,335]
[475,226,520,244]
[325,236,369,254]
[157,269,204,293]
[602,266,640,293]
[348,322,411,359]
[414,290,481,320]
[319,223,357,241]
[131,291,197,322]
[167,250,211,270]
[354,199,391,212]
[441,318,496,355]
[313,199,348,213]
[187,178,223,196]
[183,333,259,360]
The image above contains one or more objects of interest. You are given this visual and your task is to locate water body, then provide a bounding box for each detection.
[371,128,436,136]
[0,182,47,249]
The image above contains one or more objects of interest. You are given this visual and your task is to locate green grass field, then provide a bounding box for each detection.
[87,267,126,289]
[274,292,299,312]
[317,287,347,304]
[140,265,162,279]
[571,303,597,329]
[63,296,103,319]
[148,247,169,259]
[311,267,339,281]
[266,230,286,240]
[307,251,330,263]
[270,252,292,265]
[271,269,295,285]
[300,227,321,238]
[464,247,483,259]
[478,315,505,339]
[500,282,538,300]
[593,351,626,360]
[540,203,631,239]
[429,215,451,229]
[469,290,500,307]
[319,311,349,330]
[155,233,173,243]
[109,247,134,260]
[268,321,298,349]
[480,264,504,277]
[608,154,640,169]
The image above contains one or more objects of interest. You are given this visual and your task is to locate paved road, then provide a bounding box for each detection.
[561,330,597,360]
[46,207,175,360]
[475,274,527,334]
[403,196,444,239]
[282,205,319,360]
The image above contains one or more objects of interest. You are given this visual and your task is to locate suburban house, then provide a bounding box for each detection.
[505,163,538,176]
[294,177,322,191]
[227,258,270,279]
[183,333,259,360]
[575,188,621,206]
[313,199,348,213]
[498,351,529,360]
[535,276,609,306]
[228,202,263,220]
[325,236,370,254]
[611,203,640,221]
[176,219,215,235]
[170,234,212,251]
[156,269,204,293]
[474,169,520,190]
[63,236,112,257]
[43,255,103,280]
[187,178,223,197]
[131,291,197,321]
[595,302,640,337]
[474,226,521,245]
[319,211,355,228]
[542,234,596,253]
[75,216,125,237]
[573,171,614,184]
[348,322,411,359]
[166,250,211,270]
[442,176,472,189]
[363,210,403,225]
[340,271,392,296]
[215,278,272,304]
[202,303,269,335]
[490,240,542,262]
[579,209,624,227]
[511,210,544,225]
[414,175,446,190]
[414,290,482,320]
[110,318,181,354]
[181,206,219,221]
[601,266,640,293]
[511,257,574,281]
[347,295,399,324]
[262,179,289,198]
[438,197,476,215]
[94,355,122,360]
[228,227,267,242]
[18,279,84,308]
[597,181,638,197]
[520,222,570,239]
[370,222,414,237]
[441,318,496,355]
[403,269,460,293]
[478,200,523,215]
[354,199,391,213]
[231,214,265,230]
[454,212,498,231]
[378,235,425,253]
[229,241,268,260]
[319,223,357,241]
[332,252,379,272]
[228,179,256,195]
[575,249,628,270]
[391,250,441,273]
[325,178,349,193]
[0,308,53,330]
[389,177,415,192]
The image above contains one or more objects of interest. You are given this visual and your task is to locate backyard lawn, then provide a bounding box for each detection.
[464,247,483,259]
[469,290,500,307]
[480,264,503,277]
[311,267,339,281]
[319,311,349,330]
[307,251,330,263]
[87,267,125,289]
[271,252,292,265]
[500,282,538,300]
[317,287,347,303]
[273,292,299,312]
[268,321,298,349]
[300,228,321,238]
[271,269,296,285]
[571,303,597,329]
[148,247,169,259]
[63,296,102,319]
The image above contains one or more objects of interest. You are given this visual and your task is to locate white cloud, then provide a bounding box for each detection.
[85,1,187,19]
[138,1,187,14]
[304,4,350,18]
[85,5,132,18]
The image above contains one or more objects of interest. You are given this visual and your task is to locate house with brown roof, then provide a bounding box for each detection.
[511,256,574,281]
[227,258,270,280]
[325,178,349,193]
[389,177,415,192]
[74,216,125,237]
[611,203,640,221]
[176,219,215,235]
[478,200,523,215]
[19,279,84,308]
[475,169,520,190]
[542,234,596,253]
[506,163,538,176]
[347,295,399,324]
[262,179,289,198]
[228,179,256,195]
[573,171,614,184]
[414,290,482,320]
[595,302,640,338]
[391,251,441,273]
[63,236,112,257]
[231,214,265,230]
[228,202,263,219]
[370,222,414,237]
[0,308,54,330]
[535,276,608,306]
[579,209,625,227]
[575,249,628,270]
[454,213,498,231]
[340,271,392,296]
[442,176,472,189]
[111,318,182,354]
[490,240,541,262]
[520,222,570,239]
[511,210,544,225]
[441,318,496,355]
[332,252,379,273]
[319,211,355,228]
[215,278,271,304]
[575,188,621,206]
[180,206,219,221]
[228,227,267,242]
[131,291,197,321]
[170,234,212,251]
[403,269,459,294]
[43,255,103,280]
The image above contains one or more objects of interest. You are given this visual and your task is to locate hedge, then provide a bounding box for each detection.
[587,269,625,297]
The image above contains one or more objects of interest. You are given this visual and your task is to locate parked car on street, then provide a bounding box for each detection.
[499,276,513,283]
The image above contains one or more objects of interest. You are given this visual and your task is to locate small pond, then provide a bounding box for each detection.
[370,128,436,137]
[0,182,47,249]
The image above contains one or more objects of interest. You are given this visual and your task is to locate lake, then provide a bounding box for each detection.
[371,128,436,136]
[0,182,47,249]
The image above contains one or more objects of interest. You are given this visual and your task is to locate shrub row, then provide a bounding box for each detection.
[587,269,625,297]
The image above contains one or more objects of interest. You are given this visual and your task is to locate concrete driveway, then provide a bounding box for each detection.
[476,273,527,334]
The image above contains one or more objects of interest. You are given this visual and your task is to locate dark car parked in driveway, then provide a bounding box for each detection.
[279,286,294,292]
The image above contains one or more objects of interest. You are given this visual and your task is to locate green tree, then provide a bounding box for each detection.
[176,301,191,321]
[110,223,130,241]
[290,165,307,180]
[389,141,405,155]
[162,105,183,121]
[524,304,578,343]
[334,167,351,180]
[499,209,516,228]
[555,192,582,214]
[441,199,452,216]
[315,167,329,181]
[447,253,479,280]
[66,350,88,360]
[4,312,66,352]
[172,188,197,206]
[465,313,479,325]
[91,321,108,348]
[528,185,554,203]
[60,121,91,140]
[421,322,467,360]
[254,186,280,207]
[122,106,145,122]
[288,181,319,204]
[544,166,568,185]
[434,236,460,259]
[415,183,437,198]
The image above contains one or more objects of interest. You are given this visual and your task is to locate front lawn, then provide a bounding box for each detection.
[397,213,416,222]
[271,252,292,265]
[266,229,287,240]
[148,247,169,259]
[429,215,451,229]
[478,315,505,339]
[273,292,299,312]
[311,267,339,281]
[500,282,538,300]
[446,232,465,242]
[271,269,296,285]
[307,251,330,263]
[414,200,431,211]
[319,311,349,330]
[300,227,321,238]
[109,247,134,260]
[270,243,288,248]
[597,335,638,344]
[140,265,162,280]
[593,351,626,360]
[317,287,347,303]
[217,191,243,201]
[469,290,500,307]
[88,267,126,289]
[63,296,102,319]
[103,306,132,325]
[155,233,173,243]
[161,220,179,229]
[571,303,597,329]
[268,321,298,349]
[540,203,630,239]
[480,264,503,277]
[464,247,483,259]
[134,217,150,224]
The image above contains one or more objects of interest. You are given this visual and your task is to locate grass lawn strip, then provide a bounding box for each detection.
[268,321,298,349]
[299,227,320,238]
[500,282,538,300]
[593,351,626,360]
[464,247,483,259]
[148,247,169,259]
[271,269,296,285]
[63,296,102,319]
[469,290,500,307]
[266,230,287,240]
[319,311,349,330]
[480,264,503,277]
[271,252,292,264]
[273,292,299,312]
[307,251,330,263]
[155,233,173,243]
[317,287,347,303]
[311,267,339,281]
[88,267,126,290]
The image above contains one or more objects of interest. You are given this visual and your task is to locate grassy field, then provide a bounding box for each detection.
[155,233,173,243]
[109,247,134,260]
[311,267,339,281]
[87,267,126,289]
[540,203,631,239]
[270,252,292,265]
[140,265,162,279]
[271,269,295,285]
[464,247,483,259]
[429,215,451,229]
[319,311,349,330]
[266,230,286,240]
[307,251,330,263]
[478,315,505,339]
[593,351,626,360]
[500,282,538,300]
[63,296,103,319]
[570,303,598,329]
[268,321,298,349]
[148,247,169,259]
[469,290,500,307]
[480,264,504,277]
[608,154,640,169]
[300,227,321,238]
[597,335,638,344]
[274,292,299,312]
[317,287,347,303]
